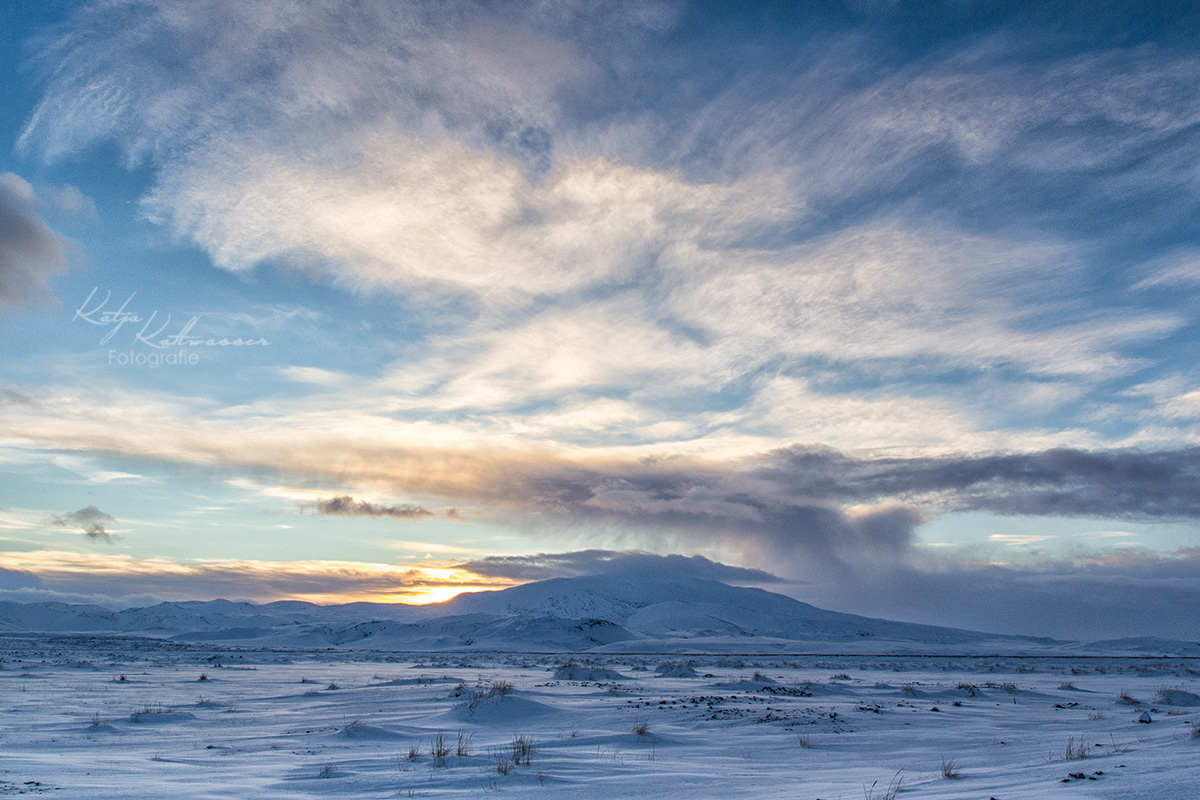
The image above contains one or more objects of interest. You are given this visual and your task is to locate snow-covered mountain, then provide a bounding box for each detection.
[1,575,1194,655]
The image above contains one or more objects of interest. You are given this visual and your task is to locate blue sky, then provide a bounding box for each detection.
[2,0,1200,639]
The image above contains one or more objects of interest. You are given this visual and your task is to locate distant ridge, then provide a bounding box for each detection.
[2,575,1197,656]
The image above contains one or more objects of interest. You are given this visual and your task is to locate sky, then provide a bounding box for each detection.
[1,0,1199,640]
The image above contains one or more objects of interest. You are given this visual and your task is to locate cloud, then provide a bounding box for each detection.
[20,3,1190,352]
[756,445,1200,520]
[7,382,1200,557]
[16,0,1200,457]
[456,550,786,584]
[677,30,1200,245]
[0,549,508,605]
[0,173,69,306]
[11,1,1200,639]
[49,505,118,542]
[307,495,436,520]
[18,0,704,305]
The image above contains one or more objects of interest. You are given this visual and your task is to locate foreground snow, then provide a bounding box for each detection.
[2,636,1198,798]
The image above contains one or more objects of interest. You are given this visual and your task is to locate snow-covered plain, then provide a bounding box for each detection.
[3,638,1199,798]
[2,576,1198,797]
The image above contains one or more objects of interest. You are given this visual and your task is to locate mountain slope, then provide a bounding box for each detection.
[442,574,1033,645]
[0,575,1184,654]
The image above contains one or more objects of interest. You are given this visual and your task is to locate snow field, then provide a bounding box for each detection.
[2,641,1198,798]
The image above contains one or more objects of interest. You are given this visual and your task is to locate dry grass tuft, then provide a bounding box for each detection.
[864,770,903,800]
[431,733,452,766]
[1064,735,1091,760]
[511,735,537,766]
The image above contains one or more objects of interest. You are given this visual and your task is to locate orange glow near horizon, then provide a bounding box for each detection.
[0,550,520,607]
[398,584,492,604]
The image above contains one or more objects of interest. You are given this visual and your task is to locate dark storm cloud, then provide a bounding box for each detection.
[457,550,786,584]
[756,445,1200,519]
[502,456,925,570]
[494,446,1200,567]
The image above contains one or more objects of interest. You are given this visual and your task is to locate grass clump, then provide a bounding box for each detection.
[511,735,537,766]
[431,733,452,766]
[864,770,903,800]
[460,679,516,718]
[1064,735,1091,760]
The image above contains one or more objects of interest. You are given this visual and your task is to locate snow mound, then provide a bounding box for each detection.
[553,663,626,681]
[1154,689,1200,706]
[128,710,196,724]
[655,661,698,678]
[378,675,463,686]
[337,721,404,740]
[713,672,777,690]
[449,693,559,723]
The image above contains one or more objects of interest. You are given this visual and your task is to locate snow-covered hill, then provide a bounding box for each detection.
[0,575,1193,655]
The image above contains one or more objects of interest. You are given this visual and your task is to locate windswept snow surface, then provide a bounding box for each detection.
[2,577,1199,796]
[1,638,1199,798]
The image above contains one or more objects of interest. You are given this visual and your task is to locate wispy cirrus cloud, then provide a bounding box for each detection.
[19,1,1196,394]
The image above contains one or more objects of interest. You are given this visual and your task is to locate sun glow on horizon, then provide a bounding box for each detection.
[0,550,517,607]
[392,584,493,605]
